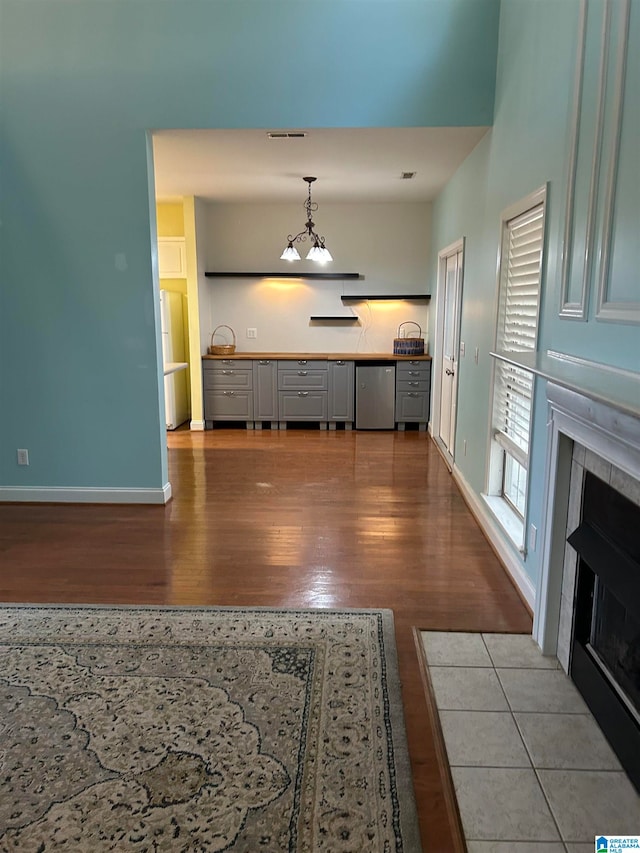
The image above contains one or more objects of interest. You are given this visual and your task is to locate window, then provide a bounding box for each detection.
[486,189,546,547]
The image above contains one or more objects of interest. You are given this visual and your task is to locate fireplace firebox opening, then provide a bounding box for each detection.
[568,471,640,791]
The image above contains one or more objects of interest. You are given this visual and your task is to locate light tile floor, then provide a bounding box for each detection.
[421,631,640,852]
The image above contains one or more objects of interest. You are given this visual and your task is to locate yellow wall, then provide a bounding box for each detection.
[156,202,185,238]
[159,279,187,295]
[154,198,204,428]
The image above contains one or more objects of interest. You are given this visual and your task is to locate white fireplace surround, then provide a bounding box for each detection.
[533,380,640,659]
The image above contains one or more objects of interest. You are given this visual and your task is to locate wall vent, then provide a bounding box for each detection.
[267,131,307,139]
[401,171,416,180]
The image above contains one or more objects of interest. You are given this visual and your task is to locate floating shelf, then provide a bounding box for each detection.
[205,272,361,280]
[341,294,431,301]
[309,316,360,322]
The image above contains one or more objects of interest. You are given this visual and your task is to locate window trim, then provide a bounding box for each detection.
[484,185,547,552]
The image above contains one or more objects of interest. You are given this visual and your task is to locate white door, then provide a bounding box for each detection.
[438,250,463,459]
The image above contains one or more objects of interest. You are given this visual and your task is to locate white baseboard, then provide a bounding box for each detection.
[451,464,536,613]
[190,420,205,431]
[0,483,172,505]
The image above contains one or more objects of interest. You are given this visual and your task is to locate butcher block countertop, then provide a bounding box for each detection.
[202,352,431,361]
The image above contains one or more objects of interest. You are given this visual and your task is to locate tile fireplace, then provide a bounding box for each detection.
[534,375,640,793]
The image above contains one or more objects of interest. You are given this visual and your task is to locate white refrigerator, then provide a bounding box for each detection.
[160,290,189,430]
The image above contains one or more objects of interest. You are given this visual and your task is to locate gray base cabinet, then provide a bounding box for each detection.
[395,360,431,429]
[203,357,430,430]
[328,360,354,427]
[277,360,328,427]
[203,360,254,428]
[278,391,328,421]
[253,359,278,425]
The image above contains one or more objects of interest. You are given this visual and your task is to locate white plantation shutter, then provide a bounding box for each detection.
[494,203,544,467]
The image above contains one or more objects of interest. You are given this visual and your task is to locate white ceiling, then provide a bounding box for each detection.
[152,127,489,204]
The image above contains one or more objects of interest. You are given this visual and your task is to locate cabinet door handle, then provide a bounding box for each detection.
[409,381,419,386]
[336,360,345,365]
[297,360,308,365]
[258,360,270,365]
[408,371,420,376]
[223,391,235,396]
[222,360,234,364]
[297,370,308,376]
[408,392,419,397]
[222,370,234,375]
[298,391,309,397]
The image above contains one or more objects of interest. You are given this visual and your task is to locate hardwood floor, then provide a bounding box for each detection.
[0,427,532,851]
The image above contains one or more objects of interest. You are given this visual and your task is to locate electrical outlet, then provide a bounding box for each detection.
[246,328,257,339]
[474,347,479,365]
[529,523,537,551]
[460,341,465,357]
[17,449,29,466]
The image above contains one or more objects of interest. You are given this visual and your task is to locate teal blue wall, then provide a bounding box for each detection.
[428,0,640,591]
[0,0,500,491]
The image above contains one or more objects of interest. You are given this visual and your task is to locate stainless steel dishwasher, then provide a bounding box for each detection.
[355,362,396,429]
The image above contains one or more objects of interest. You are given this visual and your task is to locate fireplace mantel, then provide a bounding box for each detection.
[534,374,640,657]
[490,349,640,420]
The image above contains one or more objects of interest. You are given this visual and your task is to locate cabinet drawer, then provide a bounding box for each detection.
[278,391,328,421]
[396,363,430,380]
[395,391,429,422]
[396,378,430,393]
[204,369,253,390]
[204,358,246,369]
[277,359,326,370]
[204,390,253,420]
[278,369,328,391]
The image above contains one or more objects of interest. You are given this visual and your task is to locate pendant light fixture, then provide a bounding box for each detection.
[280,177,333,264]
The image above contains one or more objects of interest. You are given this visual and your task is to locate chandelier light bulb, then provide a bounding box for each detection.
[280,243,301,261]
[281,177,332,264]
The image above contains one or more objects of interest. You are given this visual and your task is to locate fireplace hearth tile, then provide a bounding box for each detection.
[429,666,509,711]
[421,631,492,667]
[515,713,622,770]
[483,633,560,669]
[451,766,561,841]
[538,769,640,841]
[497,669,589,714]
[440,710,531,768]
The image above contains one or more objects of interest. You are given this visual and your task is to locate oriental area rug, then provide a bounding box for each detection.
[0,605,421,852]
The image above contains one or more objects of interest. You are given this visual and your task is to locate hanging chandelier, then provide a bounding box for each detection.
[280,176,333,264]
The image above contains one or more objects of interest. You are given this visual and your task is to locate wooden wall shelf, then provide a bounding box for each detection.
[341,294,431,301]
[205,272,361,280]
[309,316,360,322]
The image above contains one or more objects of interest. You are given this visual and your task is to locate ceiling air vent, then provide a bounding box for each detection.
[267,131,308,139]
[401,171,416,180]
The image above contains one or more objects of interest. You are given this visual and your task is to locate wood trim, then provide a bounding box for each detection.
[451,464,536,614]
[596,0,639,324]
[0,484,172,505]
[559,0,588,320]
[412,627,467,853]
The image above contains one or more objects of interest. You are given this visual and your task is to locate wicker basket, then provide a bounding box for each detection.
[393,322,425,356]
[208,324,237,355]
